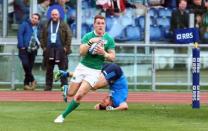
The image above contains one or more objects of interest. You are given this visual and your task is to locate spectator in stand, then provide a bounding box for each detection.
[37,0,51,28]
[66,0,77,8]
[8,0,15,25]
[127,0,147,17]
[147,0,165,7]
[170,0,189,41]
[14,0,30,24]
[96,0,136,16]
[200,1,208,43]
[162,0,177,8]
[51,0,75,26]
[188,0,206,28]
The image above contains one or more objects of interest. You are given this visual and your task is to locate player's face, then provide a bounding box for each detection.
[100,96,113,107]
[94,18,105,36]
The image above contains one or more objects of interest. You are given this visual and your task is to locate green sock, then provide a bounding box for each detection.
[62,99,80,118]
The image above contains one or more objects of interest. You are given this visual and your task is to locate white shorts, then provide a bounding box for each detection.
[71,63,101,87]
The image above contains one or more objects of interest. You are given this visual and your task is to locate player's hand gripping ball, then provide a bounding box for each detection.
[88,40,105,55]
[88,43,98,55]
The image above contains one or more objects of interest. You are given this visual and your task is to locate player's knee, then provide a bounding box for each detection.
[68,92,75,97]
[74,94,83,102]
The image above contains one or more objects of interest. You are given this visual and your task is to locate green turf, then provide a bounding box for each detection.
[0,102,208,131]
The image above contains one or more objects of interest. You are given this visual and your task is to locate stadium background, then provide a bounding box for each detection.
[0,0,208,91]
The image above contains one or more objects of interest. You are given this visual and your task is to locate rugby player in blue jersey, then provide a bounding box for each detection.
[93,63,128,111]
[55,63,128,111]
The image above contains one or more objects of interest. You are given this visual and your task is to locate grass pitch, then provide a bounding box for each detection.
[0,102,208,131]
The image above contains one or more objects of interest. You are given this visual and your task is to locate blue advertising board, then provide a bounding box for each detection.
[175,28,199,44]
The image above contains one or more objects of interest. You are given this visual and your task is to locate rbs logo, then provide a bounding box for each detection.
[175,28,199,43]
[176,32,193,40]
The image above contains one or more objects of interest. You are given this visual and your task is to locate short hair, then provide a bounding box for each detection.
[179,0,187,3]
[33,13,41,20]
[94,15,105,23]
[99,104,107,110]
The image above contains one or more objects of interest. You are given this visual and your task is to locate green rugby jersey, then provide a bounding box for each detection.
[81,31,115,69]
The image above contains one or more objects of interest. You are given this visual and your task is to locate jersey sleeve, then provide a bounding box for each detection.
[81,33,90,44]
[101,63,123,85]
[106,37,115,51]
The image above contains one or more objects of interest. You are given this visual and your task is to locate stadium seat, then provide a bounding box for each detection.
[88,24,93,32]
[114,29,127,42]
[124,8,135,18]
[150,25,162,41]
[70,23,90,37]
[148,8,158,18]
[135,16,144,28]
[83,8,96,25]
[82,0,89,9]
[156,16,170,28]
[106,16,116,31]
[108,20,125,38]
[135,16,155,29]
[67,7,76,18]
[81,23,89,37]
[125,25,141,41]
[108,15,132,38]
[156,17,171,40]
[158,8,172,18]
[120,15,134,27]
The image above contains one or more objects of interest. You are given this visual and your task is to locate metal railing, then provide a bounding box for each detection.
[1,42,208,91]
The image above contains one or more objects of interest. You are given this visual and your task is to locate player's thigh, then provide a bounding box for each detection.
[68,82,81,96]
[93,73,108,89]
[74,80,91,100]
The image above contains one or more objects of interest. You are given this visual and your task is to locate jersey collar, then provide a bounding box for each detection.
[93,30,106,37]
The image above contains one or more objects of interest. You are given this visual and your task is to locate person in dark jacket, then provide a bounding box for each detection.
[170,0,189,42]
[17,13,41,90]
[170,0,189,33]
[40,9,72,91]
